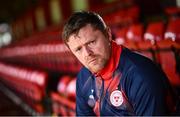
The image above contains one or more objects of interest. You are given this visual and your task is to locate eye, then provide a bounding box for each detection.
[88,40,96,46]
[76,47,82,52]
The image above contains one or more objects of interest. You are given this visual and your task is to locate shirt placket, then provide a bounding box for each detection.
[95,76,105,116]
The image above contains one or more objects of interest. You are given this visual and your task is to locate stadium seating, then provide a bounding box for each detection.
[165,18,180,43]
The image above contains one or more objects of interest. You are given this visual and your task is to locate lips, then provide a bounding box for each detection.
[88,58,97,65]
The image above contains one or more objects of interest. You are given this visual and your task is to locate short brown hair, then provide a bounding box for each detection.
[62,11,107,43]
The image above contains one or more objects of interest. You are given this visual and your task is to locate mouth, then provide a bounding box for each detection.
[88,58,97,65]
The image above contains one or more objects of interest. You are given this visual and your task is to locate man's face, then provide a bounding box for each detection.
[67,24,112,73]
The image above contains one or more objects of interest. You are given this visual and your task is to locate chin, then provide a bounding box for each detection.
[89,66,103,73]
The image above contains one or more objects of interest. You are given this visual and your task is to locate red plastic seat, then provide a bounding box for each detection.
[156,40,180,87]
[137,41,155,60]
[66,78,76,101]
[57,76,72,96]
[52,76,74,116]
[165,7,180,19]
[165,18,180,43]
[115,27,128,45]
[159,52,180,87]
[111,9,126,25]
[126,5,140,23]
[126,23,144,42]
[144,21,165,43]
[0,62,47,102]
[124,24,143,50]
[51,92,75,116]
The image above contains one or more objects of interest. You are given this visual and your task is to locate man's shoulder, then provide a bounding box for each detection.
[78,67,91,77]
[77,67,92,83]
[120,47,156,71]
[76,67,93,96]
[120,47,167,84]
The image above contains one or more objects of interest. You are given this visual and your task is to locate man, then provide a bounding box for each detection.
[62,11,177,116]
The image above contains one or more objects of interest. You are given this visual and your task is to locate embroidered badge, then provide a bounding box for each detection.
[110,90,123,107]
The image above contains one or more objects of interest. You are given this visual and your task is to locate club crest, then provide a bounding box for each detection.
[110,90,123,107]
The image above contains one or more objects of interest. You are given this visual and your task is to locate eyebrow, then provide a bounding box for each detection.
[72,30,98,51]
[73,38,96,52]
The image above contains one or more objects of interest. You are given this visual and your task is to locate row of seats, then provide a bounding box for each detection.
[115,18,180,45]
[0,61,77,115]
[103,5,140,26]
[0,29,82,73]
[0,42,82,73]
[0,62,48,113]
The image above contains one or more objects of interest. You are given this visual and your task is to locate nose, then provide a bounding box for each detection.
[83,46,93,58]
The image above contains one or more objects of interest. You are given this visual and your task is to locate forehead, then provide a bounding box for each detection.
[77,24,95,38]
[67,25,99,47]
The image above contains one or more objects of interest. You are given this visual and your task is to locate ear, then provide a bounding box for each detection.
[106,27,112,41]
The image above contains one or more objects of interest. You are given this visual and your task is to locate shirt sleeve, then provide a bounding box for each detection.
[76,72,96,116]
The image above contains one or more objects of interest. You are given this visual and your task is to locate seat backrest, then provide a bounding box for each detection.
[126,23,144,42]
[156,41,180,86]
[165,18,180,43]
[165,7,180,19]
[57,75,72,95]
[115,27,128,45]
[126,5,140,21]
[144,21,165,43]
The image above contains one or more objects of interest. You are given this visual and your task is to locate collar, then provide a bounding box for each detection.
[95,41,122,80]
